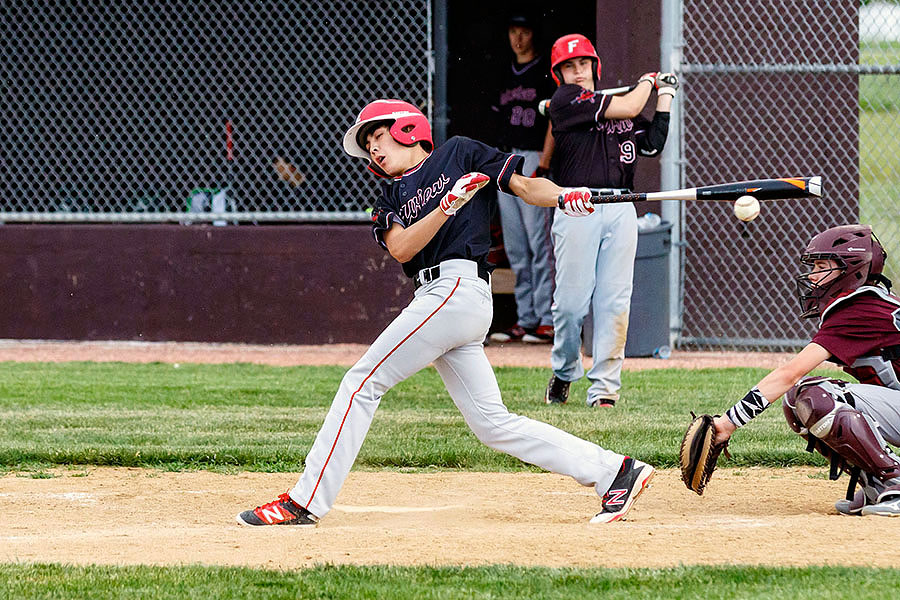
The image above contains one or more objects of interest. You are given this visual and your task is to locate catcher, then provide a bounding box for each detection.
[683,224,900,517]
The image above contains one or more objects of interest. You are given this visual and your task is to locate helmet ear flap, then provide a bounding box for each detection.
[389,115,432,151]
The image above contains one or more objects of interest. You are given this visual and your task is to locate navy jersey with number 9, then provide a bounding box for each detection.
[549,84,665,189]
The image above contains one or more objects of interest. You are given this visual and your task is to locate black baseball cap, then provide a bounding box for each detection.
[508,13,536,30]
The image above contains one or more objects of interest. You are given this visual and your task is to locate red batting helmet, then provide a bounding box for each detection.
[550,33,601,86]
[342,99,433,176]
[795,224,888,318]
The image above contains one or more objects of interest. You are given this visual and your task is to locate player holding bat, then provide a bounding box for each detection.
[236,99,656,527]
[542,33,676,408]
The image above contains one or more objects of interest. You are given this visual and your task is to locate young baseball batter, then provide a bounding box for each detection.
[236,99,654,527]
[543,33,676,408]
[713,224,900,516]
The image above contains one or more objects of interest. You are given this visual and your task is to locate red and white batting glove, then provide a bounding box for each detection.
[638,72,658,86]
[558,187,594,217]
[655,72,678,97]
[440,172,490,216]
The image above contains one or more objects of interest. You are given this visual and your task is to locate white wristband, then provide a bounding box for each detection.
[726,388,771,428]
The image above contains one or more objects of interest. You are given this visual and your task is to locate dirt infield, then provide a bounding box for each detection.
[2,467,893,569]
[0,338,802,371]
[4,339,883,569]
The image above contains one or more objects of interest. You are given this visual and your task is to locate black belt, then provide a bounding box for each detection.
[413,264,491,289]
[590,187,632,196]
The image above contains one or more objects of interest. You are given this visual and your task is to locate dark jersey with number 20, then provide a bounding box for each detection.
[549,84,668,189]
[370,136,524,279]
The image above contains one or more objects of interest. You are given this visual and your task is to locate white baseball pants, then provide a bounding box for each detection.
[289,259,625,518]
[550,203,638,405]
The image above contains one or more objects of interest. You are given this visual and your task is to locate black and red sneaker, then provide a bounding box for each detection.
[236,493,319,527]
[591,457,655,523]
[489,325,528,344]
[523,324,554,344]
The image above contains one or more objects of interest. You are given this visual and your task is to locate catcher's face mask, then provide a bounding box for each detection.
[796,256,846,319]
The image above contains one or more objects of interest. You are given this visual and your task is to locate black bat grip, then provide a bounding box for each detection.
[589,193,646,204]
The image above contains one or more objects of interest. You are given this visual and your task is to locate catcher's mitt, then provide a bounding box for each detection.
[680,412,730,495]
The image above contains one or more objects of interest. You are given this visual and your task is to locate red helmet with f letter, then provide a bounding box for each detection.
[343,99,433,177]
[550,33,601,86]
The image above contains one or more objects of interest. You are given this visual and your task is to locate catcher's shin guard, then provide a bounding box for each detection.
[784,380,900,481]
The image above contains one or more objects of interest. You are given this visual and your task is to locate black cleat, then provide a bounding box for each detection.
[591,457,655,523]
[545,375,570,404]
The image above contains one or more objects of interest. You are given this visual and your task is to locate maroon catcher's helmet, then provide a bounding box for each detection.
[796,224,888,318]
[342,99,433,177]
[550,33,600,87]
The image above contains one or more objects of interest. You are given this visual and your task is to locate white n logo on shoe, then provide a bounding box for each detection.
[605,488,628,506]
[260,506,287,524]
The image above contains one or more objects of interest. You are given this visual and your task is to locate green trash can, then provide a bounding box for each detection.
[582,220,672,359]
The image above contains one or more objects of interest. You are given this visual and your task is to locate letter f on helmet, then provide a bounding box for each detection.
[551,33,601,86]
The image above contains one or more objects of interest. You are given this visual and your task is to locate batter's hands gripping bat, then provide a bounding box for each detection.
[538,85,633,117]
[560,177,823,208]
[538,74,677,116]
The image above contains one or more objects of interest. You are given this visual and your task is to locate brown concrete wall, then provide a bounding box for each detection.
[0,225,409,344]
[596,0,663,215]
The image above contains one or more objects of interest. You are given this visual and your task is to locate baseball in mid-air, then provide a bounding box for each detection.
[733,195,760,222]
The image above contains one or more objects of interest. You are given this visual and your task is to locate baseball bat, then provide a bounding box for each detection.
[538,85,634,117]
[570,177,822,207]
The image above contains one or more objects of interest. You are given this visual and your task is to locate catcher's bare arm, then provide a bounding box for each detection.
[713,342,831,444]
[683,342,831,495]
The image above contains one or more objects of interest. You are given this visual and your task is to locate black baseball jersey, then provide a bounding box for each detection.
[492,55,554,151]
[548,84,668,188]
[370,136,524,278]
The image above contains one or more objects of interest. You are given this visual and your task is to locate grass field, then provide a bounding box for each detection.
[2,563,899,600]
[4,360,900,598]
[859,42,900,284]
[0,362,829,473]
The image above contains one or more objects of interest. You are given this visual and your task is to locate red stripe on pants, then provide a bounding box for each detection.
[304,278,462,507]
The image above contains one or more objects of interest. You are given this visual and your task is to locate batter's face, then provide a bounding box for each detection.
[560,57,595,91]
[807,259,842,286]
[366,125,420,177]
[508,25,534,57]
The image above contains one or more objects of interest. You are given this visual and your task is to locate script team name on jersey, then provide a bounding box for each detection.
[500,85,538,105]
[399,173,451,222]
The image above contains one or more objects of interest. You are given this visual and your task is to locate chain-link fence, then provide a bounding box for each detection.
[674,0,900,349]
[3,0,898,349]
[0,0,431,222]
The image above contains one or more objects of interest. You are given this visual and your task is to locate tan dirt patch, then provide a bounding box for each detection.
[1,467,894,569]
[0,339,804,371]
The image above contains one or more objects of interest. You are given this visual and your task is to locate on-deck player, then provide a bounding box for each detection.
[543,34,676,408]
[713,225,900,516]
[236,99,654,526]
